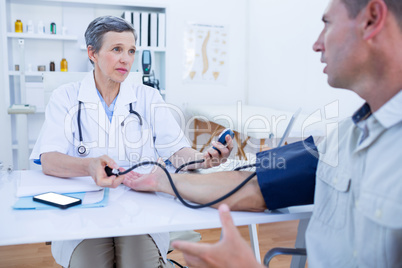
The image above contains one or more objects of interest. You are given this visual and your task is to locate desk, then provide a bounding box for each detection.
[187,104,325,159]
[0,170,312,266]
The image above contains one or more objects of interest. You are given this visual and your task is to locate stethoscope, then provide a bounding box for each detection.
[77,101,143,157]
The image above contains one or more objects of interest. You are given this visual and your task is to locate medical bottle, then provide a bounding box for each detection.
[27,20,34,34]
[50,61,55,72]
[60,58,68,72]
[15,20,23,33]
[50,22,56,34]
[37,21,45,34]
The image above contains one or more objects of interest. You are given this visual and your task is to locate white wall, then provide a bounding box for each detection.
[248,0,364,120]
[164,0,248,108]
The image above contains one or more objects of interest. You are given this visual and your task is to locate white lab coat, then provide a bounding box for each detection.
[30,71,190,267]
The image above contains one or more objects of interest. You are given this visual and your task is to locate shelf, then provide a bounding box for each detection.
[137,46,166,52]
[7,32,78,41]
[9,71,45,77]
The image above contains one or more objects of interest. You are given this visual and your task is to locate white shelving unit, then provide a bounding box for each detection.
[9,71,45,77]
[7,32,78,40]
[1,0,167,170]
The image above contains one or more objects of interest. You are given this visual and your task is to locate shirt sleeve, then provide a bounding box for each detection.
[256,136,319,210]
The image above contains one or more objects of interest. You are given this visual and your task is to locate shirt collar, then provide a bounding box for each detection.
[352,102,372,125]
[373,90,402,129]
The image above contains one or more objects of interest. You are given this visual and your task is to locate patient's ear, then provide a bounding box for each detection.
[361,0,387,40]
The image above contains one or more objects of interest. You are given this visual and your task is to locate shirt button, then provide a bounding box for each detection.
[333,177,338,185]
[375,209,382,219]
[353,250,358,257]
[355,200,359,208]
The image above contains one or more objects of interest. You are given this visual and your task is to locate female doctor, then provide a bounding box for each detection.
[30,16,233,268]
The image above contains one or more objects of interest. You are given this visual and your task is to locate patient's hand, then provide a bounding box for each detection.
[122,159,169,193]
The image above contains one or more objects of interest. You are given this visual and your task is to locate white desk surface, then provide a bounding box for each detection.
[186,104,325,140]
[0,170,313,246]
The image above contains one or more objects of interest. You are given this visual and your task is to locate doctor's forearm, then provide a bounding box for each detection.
[41,152,93,177]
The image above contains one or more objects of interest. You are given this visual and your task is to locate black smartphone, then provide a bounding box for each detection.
[33,192,82,209]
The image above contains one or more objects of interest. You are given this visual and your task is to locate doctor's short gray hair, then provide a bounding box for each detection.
[85,16,137,65]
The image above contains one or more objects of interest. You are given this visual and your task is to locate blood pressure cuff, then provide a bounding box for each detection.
[256,136,318,210]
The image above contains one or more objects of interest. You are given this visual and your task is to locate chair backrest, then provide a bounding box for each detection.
[42,72,143,107]
[42,72,87,106]
[277,107,302,147]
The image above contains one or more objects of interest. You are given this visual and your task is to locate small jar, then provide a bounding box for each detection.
[15,20,23,33]
[50,61,55,72]
[50,22,56,34]
[60,58,68,72]
[27,20,34,34]
[37,21,45,34]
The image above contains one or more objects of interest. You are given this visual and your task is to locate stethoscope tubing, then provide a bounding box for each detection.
[111,160,257,209]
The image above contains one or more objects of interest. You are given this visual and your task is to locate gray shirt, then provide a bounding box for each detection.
[306,90,402,267]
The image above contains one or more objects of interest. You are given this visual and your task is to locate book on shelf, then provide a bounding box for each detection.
[133,11,141,46]
[122,11,132,24]
[121,11,165,48]
[141,12,149,47]
[149,12,158,47]
[158,13,166,48]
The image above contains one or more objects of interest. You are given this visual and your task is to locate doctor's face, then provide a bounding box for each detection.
[92,31,136,83]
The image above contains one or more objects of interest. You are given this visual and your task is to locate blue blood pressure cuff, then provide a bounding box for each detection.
[256,136,318,210]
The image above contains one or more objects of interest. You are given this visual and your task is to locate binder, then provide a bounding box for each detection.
[158,13,166,48]
[133,11,141,46]
[141,12,149,47]
[150,13,158,47]
[122,11,132,24]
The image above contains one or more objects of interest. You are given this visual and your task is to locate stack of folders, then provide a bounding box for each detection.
[122,11,166,48]
[13,170,108,210]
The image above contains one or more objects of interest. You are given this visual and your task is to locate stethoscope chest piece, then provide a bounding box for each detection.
[77,142,90,156]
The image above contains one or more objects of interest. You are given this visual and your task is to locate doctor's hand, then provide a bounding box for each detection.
[172,204,263,268]
[203,134,234,168]
[88,155,125,188]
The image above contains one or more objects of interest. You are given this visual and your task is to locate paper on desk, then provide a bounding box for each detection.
[16,170,102,197]
[13,188,109,210]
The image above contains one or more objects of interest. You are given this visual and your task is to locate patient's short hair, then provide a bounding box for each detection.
[342,0,402,30]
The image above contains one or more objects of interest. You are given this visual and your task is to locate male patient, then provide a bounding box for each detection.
[123,0,402,266]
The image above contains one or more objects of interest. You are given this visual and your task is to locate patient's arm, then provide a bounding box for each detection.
[123,169,267,212]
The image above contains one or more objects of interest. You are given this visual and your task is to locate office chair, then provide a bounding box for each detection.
[263,217,309,268]
[263,247,307,267]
